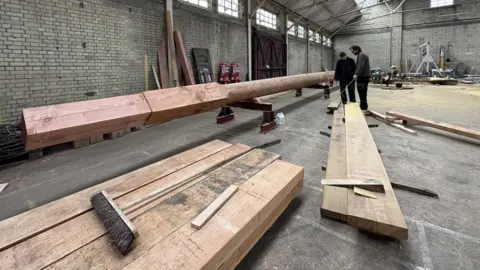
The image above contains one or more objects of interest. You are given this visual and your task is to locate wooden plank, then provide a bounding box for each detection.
[122,160,303,270]
[191,185,239,229]
[144,55,149,90]
[21,93,152,151]
[321,105,348,222]
[354,187,378,199]
[367,109,418,135]
[143,83,228,126]
[217,182,302,270]
[174,31,195,86]
[152,65,161,89]
[0,140,231,252]
[43,148,281,270]
[345,104,408,239]
[0,144,260,270]
[166,10,178,86]
[386,111,480,140]
[327,98,341,111]
[158,46,169,89]
[321,178,384,193]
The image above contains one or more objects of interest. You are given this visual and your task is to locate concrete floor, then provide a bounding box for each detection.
[1,84,480,269]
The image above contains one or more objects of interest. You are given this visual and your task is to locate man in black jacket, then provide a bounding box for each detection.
[350,45,371,110]
[334,52,356,104]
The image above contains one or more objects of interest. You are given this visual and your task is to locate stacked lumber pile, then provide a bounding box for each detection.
[0,140,303,269]
[321,104,408,239]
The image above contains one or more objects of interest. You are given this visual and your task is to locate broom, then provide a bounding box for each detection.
[91,139,281,255]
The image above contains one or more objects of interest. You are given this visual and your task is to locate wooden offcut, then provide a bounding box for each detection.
[321,178,384,193]
[152,65,161,89]
[166,10,178,86]
[368,109,417,135]
[174,31,196,85]
[354,187,377,199]
[326,98,341,113]
[191,185,238,229]
[386,111,480,140]
[345,104,407,239]
[158,46,169,89]
[0,141,302,270]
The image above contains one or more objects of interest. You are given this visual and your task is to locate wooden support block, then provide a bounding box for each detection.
[295,88,302,97]
[89,135,104,145]
[228,100,272,111]
[191,185,238,229]
[354,187,378,199]
[28,149,43,160]
[105,130,124,140]
[124,128,131,135]
[321,178,385,193]
[131,126,143,132]
[72,137,90,149]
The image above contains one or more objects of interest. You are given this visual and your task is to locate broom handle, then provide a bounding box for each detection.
[120,139,281,212]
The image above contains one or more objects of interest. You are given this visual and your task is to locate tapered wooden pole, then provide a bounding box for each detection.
[22,72,334,150]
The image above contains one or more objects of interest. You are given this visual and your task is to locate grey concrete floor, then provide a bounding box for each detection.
[1,84,480,269]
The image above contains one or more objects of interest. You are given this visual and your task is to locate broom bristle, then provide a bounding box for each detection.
[91,191,137,255]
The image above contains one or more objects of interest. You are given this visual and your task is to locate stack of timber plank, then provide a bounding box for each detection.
[0,140,303,269]
[321,104,408,239]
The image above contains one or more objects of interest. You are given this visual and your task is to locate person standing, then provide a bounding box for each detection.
[350,45,371,110]
[334,52,356,104]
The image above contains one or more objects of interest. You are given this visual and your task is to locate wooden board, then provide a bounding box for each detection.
[367,109,417,135]
[143,83,228,126]
[354,187,377,199]
[191,185,239,229]
[21,94,152,151]
[152,65,161,89]
[345,104,408,239]
[174,31,195,86]
[121,160,303,270]
[158,46,170,89]
[386,111,480,140]
[327,98,341,111]
[39,145,284,269]
[321,178,384,193]
[166,10,178,86]
[321,105,348,222]
[0,140,231,252]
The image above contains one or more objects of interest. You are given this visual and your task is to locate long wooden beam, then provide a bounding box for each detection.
[386,111,480,140]
[21,72,334,150]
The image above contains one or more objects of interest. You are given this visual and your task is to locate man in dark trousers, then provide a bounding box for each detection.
[350,45,371,110]
[334,52,356,104]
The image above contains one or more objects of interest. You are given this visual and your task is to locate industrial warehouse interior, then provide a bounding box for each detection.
[1,0,480,269]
